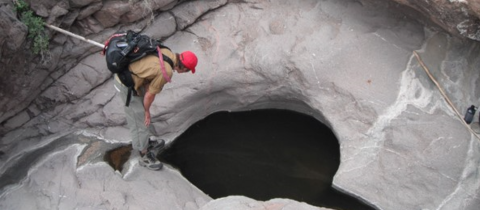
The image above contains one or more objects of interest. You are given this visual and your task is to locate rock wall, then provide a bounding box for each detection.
[390,0,480,40]
[1,0,480,210]
[2,0,480,135]
[0,0,228,134]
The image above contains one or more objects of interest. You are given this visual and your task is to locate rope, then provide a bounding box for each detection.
[45,24,104,48]
[413,51,480,141]
[157,46,171,83]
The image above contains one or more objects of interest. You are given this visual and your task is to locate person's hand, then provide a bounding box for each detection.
[144,111,151,126]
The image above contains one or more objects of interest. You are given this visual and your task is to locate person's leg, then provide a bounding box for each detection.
[114,78,152,151]
[114,77,162,170]
[124,92,152,153]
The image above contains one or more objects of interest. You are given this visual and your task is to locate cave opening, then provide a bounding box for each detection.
[159,109,375,210]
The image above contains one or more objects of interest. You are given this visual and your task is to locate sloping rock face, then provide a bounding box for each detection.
[1,0,480,210]
[0,0,221,133]
[2,0,480,133]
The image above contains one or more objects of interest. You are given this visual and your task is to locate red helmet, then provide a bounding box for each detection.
[180,51,198,73]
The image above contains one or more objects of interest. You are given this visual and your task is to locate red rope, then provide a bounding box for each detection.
[157,46,171,83]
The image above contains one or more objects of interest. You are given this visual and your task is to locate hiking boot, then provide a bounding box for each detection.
[148,137,165,155]
[139,151,163,171]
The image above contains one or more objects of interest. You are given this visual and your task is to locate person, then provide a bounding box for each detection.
[113,48,198,170]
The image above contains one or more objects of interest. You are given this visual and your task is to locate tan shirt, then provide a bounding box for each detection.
[128,49,177,95]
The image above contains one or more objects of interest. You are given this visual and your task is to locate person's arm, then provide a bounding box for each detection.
[143,87,156,126]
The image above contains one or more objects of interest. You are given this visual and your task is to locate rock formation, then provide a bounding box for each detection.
[1,0,480,209]
[390,0,480,41]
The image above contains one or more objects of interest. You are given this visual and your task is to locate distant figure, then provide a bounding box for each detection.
[113,49,198,170]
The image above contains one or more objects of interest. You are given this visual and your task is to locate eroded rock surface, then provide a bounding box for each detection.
[390,0,480,41]
[1,0,480,210]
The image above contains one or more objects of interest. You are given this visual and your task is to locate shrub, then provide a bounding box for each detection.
[14,0,49,56]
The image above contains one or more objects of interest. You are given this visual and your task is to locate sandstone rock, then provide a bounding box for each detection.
[120,0,177,23]
[0,141,211,210]
[93,1,131,28]
[0,66,50,132]
[2,0,480,210]
[29,0,58,17]
[143,12,177,39]
[77,1,103,20]
[75,16,105,34]
[2,110,30,130]
[47,3,71,24]
[0,5,27,52]
[171,0,228,30]
[468,0,480,17]
[390,0,480,41]
[68,0,100,8]
[39,53,110,105]
[199,196,332,210]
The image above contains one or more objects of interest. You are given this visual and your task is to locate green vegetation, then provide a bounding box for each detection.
[14,0,49,56]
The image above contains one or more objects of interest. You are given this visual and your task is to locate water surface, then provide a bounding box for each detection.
[161,109,374,210]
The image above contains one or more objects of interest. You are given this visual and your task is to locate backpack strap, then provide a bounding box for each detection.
[124,71,135,107]
[157,46,171,83]
[116,70,136,107]
[126,87,133,107]
[162,55,174,69]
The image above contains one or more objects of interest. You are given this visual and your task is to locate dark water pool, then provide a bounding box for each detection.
[160,109,375,210]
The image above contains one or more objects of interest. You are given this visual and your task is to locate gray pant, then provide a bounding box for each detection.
[113,77,153,151]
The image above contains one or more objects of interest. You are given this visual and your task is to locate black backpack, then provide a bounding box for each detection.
[102,30,174,106]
